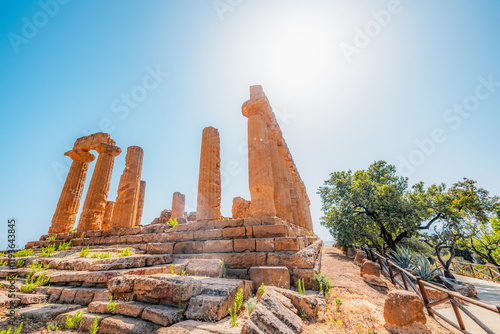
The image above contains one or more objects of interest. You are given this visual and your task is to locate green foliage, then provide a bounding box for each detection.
[0,252,5,256]
[177,282,183,317]
[90,315,99,334]
[244,296,258,315]
[229,288,244,327]
[259,282,266,295]
[47,322,60,331]
[168,218,178,228]
[15,249,34,257]
[16,259,25,268]
[0,322,23,334]
[119,247,132,257]
[99,252,112,259]
[0,260,8,266]
[57,241,72,251]
[335,297,343,311]
[388,246,413,269]
[314,272,332,300]
[412,255,438,281]
[22,265,51,293]
[298,278,305,295]
[170,264,176,275]
[71,228,77,233]
[318,161,422,251]
[40,244,56,257]
[49,235,57,242]
[79,245,91,257]
[65,311,84,329]
[81,232,86,238]
[398,236,434,258]
[466,217,500,266]
[107,296,116,314]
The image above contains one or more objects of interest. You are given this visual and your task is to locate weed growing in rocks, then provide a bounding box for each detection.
[229,288,244,327]
[0,322,23,334]
[314,272,333,300]
[168,218,178,228]
[49,235,57,242]
[298,278,306,295]
[0,260,8,266]
[15,249,33,257]
[90,315,99,334]
[16,259,25,268]
[46,322,60,331]
[57,241,72,251]
[244,296,257,315]
[65,311,84,329]
[118,247,132,257]
[170,264,176,275]
[259,282,266,295]
[335,297,342,312]
[40,244,56,257]
[107,296,116,314]
[79,245,91,257]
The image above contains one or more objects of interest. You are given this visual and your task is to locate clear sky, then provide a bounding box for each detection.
[1,0,500,249]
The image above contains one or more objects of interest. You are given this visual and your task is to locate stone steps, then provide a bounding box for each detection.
[35,285,111,305]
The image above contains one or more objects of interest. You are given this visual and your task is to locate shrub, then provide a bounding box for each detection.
[229,288,244,327]
[412,254,438,281]
[79,245,91,257]
[15,249,33,257]
[168,218,178,228]
[314,272,333,300]
[65,311,84,329]
[388,246,413,269]
[90,315,99,334]
[335,297,342,311]
[107,296,116,314]
[244,296,258,315]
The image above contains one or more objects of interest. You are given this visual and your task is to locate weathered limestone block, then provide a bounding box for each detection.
[275,238,300,252]
[267,240,322,269]
[142,304,181,326]
[249,266,290,289]
[111,146,144,228]
[187,212,197,221]
[73,132,114,151]
[203,240,233,253]
[384,290,426,327]
[147,243,174,254]
[135,181,146,225]
[173,241,204,254]
[232,197,250,219]
[49,149,95,234]
[234,238,256,252]
[98,315,161,334]
[196,127,221,221]
[242,290,302,334]
[78,143,121,232]
[270,287,320,318]
[184,259,224,278]
[363,275,388,288]
[171,192,185,219]
[214,218,244,229]
[253,225,288,238]
[256,238,275,252]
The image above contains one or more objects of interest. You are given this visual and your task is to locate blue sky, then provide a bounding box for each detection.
[1,0,500,248]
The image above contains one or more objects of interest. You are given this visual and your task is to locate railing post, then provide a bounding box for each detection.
[450,297,466,330]
[471,265,476,278]
[401,272,409,290]
[387,261,396,285]
[488,267,494,281]
[416,277,433,318]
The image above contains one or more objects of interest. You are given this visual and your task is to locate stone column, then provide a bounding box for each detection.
[102,201,115,230]
[134,181,146,226]
[171,192,185,219]
[49,150,95,234]
[111,146,144,228]
[196,127,221,221]
[242,98,276,217]
[77,143,121,232]
[277,145,294,223]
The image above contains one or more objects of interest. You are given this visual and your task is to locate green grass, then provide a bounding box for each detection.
[107,296,116,314]
[79,245,91,257]
[15,249,33,257]
[65,311,84,329]
[0,322,23,334]
[229,288,244,327]
[90,315,99,334]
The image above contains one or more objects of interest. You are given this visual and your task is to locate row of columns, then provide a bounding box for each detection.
[241,85,313,231]
[49,134,146,234]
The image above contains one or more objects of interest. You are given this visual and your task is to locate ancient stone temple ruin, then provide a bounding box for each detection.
[6,86,322,333]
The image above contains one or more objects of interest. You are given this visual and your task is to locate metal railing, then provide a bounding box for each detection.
[352,246,500,334]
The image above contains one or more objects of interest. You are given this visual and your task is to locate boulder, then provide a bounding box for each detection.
[360,259,380,277]
[354,249,367,265]
[442,278,477,298]
[249,266,290,289]
[270,287,319,318]
[384,290,426,327]
[99,315,161,334]
[242,291,302,334]
[363,275,388,289]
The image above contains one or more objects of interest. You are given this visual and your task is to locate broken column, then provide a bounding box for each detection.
[232,197,250,219]
[102,201,115,230]
[111,146,144,228]
[49,149,95,234]
[196,127,221,221]
[134,180,146,226]
[242,86,277,217]
[77,143,121,232]
[171,192,186,220]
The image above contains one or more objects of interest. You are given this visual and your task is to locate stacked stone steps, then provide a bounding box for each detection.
[34,285,111,305]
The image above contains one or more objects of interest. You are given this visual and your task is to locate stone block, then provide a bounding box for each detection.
[234,238,256,252]
[193,229,222,240]
[167,231,194,242]
[147,243,174,254]
[222,227,246,239]
[185,259,223,278]
[142,304,181,326]
[214,219,244,229]
[203,240,233,253]
[253,225,288,238]
[256,238,275,252]
[275,238,300,252]
[243,217,261,226]
[249,266,290,289]
[173,241,203,254]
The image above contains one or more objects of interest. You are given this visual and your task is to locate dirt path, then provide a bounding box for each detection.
[304,246,456,334]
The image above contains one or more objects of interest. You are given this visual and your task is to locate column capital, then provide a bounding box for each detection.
[95,143,122,156]
[242,98,271,118]
[64,149,95,163]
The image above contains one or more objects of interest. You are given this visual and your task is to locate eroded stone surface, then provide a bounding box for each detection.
[384,290,426,327]
[197,127,221,221]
